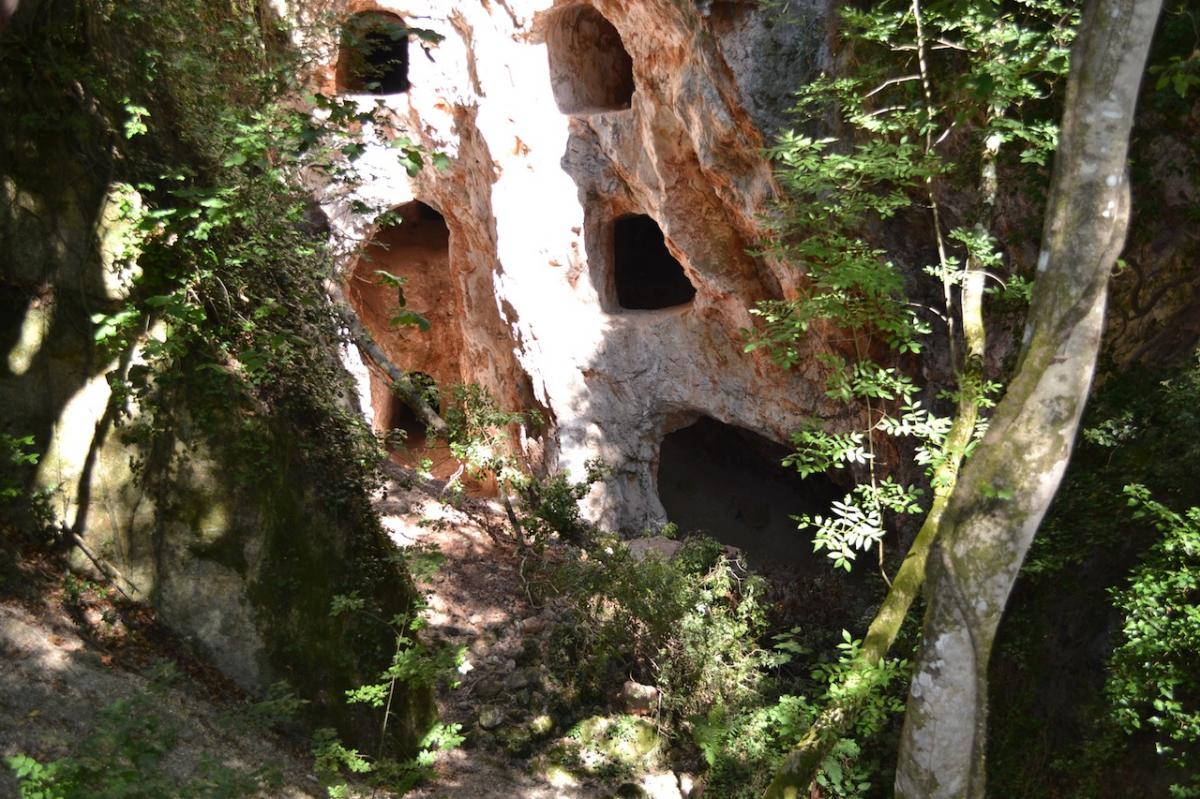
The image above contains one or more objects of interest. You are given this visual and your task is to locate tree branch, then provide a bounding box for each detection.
[326,280,448,437]
[894,2,1163,796]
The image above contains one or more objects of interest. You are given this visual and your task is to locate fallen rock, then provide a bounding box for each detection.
[620,679,660,716]
[478,704,504,730]
[520,616,548,635]
[641,772,685,799]
[503,667,539,691]
[627,537,684,563]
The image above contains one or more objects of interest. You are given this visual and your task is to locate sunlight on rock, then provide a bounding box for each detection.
[96,182,144,300]
[6,303,48,376]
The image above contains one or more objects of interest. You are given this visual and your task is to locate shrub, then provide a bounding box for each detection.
[546,535,771,726]
[1106,485,1200,797]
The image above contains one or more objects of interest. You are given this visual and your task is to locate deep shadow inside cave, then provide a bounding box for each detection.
[337,11,411,95]
[657,416,843,571]
[377,372,437,452]
[613,214,696,310]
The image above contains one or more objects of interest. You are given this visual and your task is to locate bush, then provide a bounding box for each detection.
[1106,485,1200,797]
[546,535,771,726]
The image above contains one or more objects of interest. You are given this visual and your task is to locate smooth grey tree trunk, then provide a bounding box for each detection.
[893,1,1163,796]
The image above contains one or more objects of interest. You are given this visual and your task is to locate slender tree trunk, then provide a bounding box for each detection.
[761,4,997,789]
[894,2,1162,796]
[762,207,988,799]
[762,380,978,799]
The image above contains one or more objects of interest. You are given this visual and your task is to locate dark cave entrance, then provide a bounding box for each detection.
[379,373,438,453]
[336,11,411,95]
[657,416,843,571]
[546,5,635,114]
[613,214,696,310]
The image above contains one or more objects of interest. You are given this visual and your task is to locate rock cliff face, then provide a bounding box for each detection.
[0,1,430,753]
[321,0,844,533]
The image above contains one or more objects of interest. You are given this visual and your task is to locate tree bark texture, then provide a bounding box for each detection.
[893,2,1162,797]
[763,270,986,799]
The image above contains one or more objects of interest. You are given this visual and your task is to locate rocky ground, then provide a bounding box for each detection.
[0,467,701,799]
[378,466,690,799]
[0,545,324,798]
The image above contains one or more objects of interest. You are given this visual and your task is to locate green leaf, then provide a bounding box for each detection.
[390,310,431,331]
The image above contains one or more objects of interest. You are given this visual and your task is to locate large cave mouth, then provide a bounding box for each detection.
[657,417,844,571]
[336,11,411,95]
[546,5,635,114]
[613,214,696,310]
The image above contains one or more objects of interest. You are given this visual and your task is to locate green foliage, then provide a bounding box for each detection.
[1106,485,1200,795]
[223,682,309,733]
[750,0,1077,576]
[546,535,771,725]
[802,478,925,571]
[328,594,466,705]
[557,714,663,780]
[374,271,432,332]
[443,383,537,480]
[698,633,910,798]
[1024,350,1200,578]
[312,727,374,797]
[990,350,1200,796]
[5,0,446,764]
[1151,51,1200,99]
[320,569,466,795]
[516,458,911,795]
[0,434,40,510]
[0,435,38,493]
[1,0,448,521]
[784,363,995,570]
[337,15,443,96]
[513,458,609,544]
[751,0,1077,362]
[750,130,937,358]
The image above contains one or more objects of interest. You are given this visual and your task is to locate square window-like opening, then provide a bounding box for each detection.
[613,214,696,310]
[546,5,634,114]
[337,12,411,95]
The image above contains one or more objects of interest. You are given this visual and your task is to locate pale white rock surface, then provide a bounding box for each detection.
[318,0,849,532]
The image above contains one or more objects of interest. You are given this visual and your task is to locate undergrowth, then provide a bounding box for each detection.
[513,466,912,797]
[990,348,1200,798]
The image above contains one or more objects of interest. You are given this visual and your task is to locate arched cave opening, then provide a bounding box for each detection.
[546,4,635,114]
[379,373,439,452]
[656,416,843,571]
[347,200,457,472]
[613,214,697,310]
[336,11,411,95]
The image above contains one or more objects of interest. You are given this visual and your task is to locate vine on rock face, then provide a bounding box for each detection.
[2,0,458,784]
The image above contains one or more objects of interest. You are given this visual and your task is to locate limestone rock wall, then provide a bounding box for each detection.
[322,0,845,532]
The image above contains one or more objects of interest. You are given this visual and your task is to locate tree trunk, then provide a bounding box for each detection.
[893,1,1162,796]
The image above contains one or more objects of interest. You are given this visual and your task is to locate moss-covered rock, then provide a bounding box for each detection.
[0,0,432,758]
